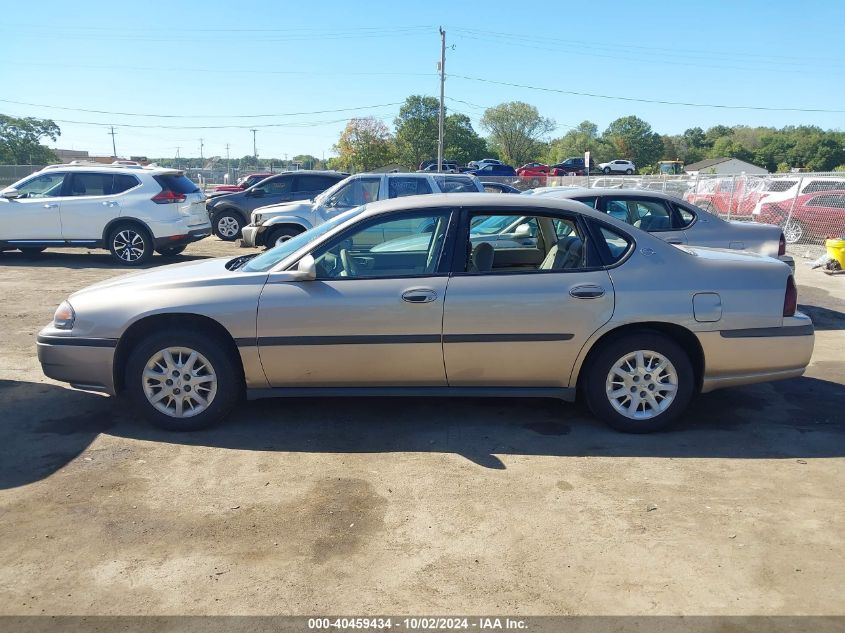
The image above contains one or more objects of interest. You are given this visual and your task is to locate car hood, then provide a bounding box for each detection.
[70,257,250,300]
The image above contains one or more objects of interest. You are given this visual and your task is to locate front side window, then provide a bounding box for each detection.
[802,180,845,194]
[388,177,432,198]
[313,211,451,279]
[463,211,591,274]
[14,172,67,198]
[573,196,598,209]
[262,177,292,195]
[326,177,380,208]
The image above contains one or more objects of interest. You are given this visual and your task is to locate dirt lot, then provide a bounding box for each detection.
[0,240,843,616]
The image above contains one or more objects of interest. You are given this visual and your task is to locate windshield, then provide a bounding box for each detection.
[313,176,351,205]
[241,207,364,273]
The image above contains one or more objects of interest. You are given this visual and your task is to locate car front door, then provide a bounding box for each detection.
[256,208,454,387]
[442,208,615,388]
[246,175,295,212]
[0,171,67,241]
[598,196,688,245]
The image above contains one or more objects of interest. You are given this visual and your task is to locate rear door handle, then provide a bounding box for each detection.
[101,201,119,207]
[401,288,438,303]
[569,285,606,299]
[43,203,58,209]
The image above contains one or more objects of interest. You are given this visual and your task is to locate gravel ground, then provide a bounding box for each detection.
[0,238,843,616]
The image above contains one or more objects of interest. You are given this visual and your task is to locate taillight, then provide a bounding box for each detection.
[783,275,797,317]
[152,190,186,204]
[778,232,786,256]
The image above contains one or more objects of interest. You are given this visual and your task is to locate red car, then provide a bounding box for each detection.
[516,163,551,185]
[213,172,273,193]
[756,190,845,244]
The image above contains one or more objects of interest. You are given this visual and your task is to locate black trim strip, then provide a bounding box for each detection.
[239,333,575,347]
[444,333,574,343]
[720,324,814,339]
[37,335,118,348]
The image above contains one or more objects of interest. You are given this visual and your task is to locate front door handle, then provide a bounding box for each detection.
[665,238,684,244]
[43,203,58,209]
[401,288,438,303]
[570,285,606,299]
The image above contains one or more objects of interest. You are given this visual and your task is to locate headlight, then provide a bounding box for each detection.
[53,301,76,330]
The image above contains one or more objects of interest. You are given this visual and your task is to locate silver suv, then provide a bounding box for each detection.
[0,162,211,265]
[241,172,484,248]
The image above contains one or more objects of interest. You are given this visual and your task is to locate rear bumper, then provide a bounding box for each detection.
[698,314,814,393]
[779,254,795,272]
[153,225,212,249]
[37,333,117,395]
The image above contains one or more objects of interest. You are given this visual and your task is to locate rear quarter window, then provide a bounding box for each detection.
[434,175,480,193]
[154,174,200,194]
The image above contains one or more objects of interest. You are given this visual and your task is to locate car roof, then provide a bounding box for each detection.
[40,163,183,176]
[544,187,683,201]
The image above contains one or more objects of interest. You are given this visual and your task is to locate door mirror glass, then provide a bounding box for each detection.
[250,187,265,197]
[1,187,20,199]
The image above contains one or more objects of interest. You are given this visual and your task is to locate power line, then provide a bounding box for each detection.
[0,98,403,119]
[448,74,845,113]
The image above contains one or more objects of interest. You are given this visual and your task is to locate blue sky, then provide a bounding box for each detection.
[1,0,843,160]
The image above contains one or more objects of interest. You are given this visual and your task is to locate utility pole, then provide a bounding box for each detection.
[250,129,258,159]
[175,146,180,169]
[437,27,446,173]
[225,143,231,183]
[108,126,118,158]
[199,138,204,165]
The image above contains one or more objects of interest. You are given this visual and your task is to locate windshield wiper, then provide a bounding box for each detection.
[225,253,259,271]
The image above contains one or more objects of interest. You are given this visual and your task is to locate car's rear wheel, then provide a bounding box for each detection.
[583,333,694,433]
[213,210,243,241]
[155,245,187,257]
[265,225,304,249]
[125,329,240,431]
[781,218,806,244]
[625,168,634,175]
[603,167,611,174]
[108,223,153,266]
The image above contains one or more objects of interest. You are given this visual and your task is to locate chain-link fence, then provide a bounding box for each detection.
[0,165,45,187]
[481,171,845,259]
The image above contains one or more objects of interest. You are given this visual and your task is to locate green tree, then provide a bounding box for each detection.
[292,154,324,170]
[444,113,487,166]
[480,101,554,167]
[0,115,60,164]
[545,120,611,164]
[708,137,753,162]
[333,117,394,173]
[602,116,664,169]
[394,95,440,169]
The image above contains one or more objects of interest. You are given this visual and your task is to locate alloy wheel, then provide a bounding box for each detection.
[782,218,804,244]
[112,229,146,263]
[141,347,218,418]
[605,349,679,421]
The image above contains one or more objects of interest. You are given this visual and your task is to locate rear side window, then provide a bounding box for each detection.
[674,204,695,227]
[766,180,797,192]
[434,175,478,193]
[595,224,632,265]
[154,175,200,194]
[388,177,432,198]
[295,175,340,192]
[113,174,140,193]
[573,196,597,209]
[68,173,112,196]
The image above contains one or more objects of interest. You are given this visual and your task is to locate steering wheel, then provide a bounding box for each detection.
[339,248,359,277]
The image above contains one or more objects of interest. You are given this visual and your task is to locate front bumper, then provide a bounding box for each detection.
[153,226,212,249]
[37,333,118,395]
[240,224,263,248]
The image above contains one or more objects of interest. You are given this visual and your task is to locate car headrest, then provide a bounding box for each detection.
[471,242,495,273]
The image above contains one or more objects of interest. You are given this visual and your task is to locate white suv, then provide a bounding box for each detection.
[242,172,484,248]
[0,163,211,265]
[599,160,636,175]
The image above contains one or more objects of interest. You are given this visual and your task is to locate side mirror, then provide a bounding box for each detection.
[1,187,21,199]
[249,188,265,197]
[514,223,532,238]
[292,254,316,281]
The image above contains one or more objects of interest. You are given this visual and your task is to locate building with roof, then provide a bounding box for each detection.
[684,157,768,176]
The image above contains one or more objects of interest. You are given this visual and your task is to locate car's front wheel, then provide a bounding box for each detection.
[125,329,240,431]
[583,332,694,433]
[108,223,153,266]
[265,225,304,249]
[213,210,244,241]
[603,167,611,174]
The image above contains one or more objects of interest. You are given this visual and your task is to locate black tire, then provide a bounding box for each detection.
[583,332,694,433]
[19,247,46,255]
[156,245,187,257]
[781,218,806,244]
[264,225,303,249]
[602,167,611,174]
[213,210,244,241]
[107,222,153,266]
[625,168,634,175]
[125,328,241,431]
